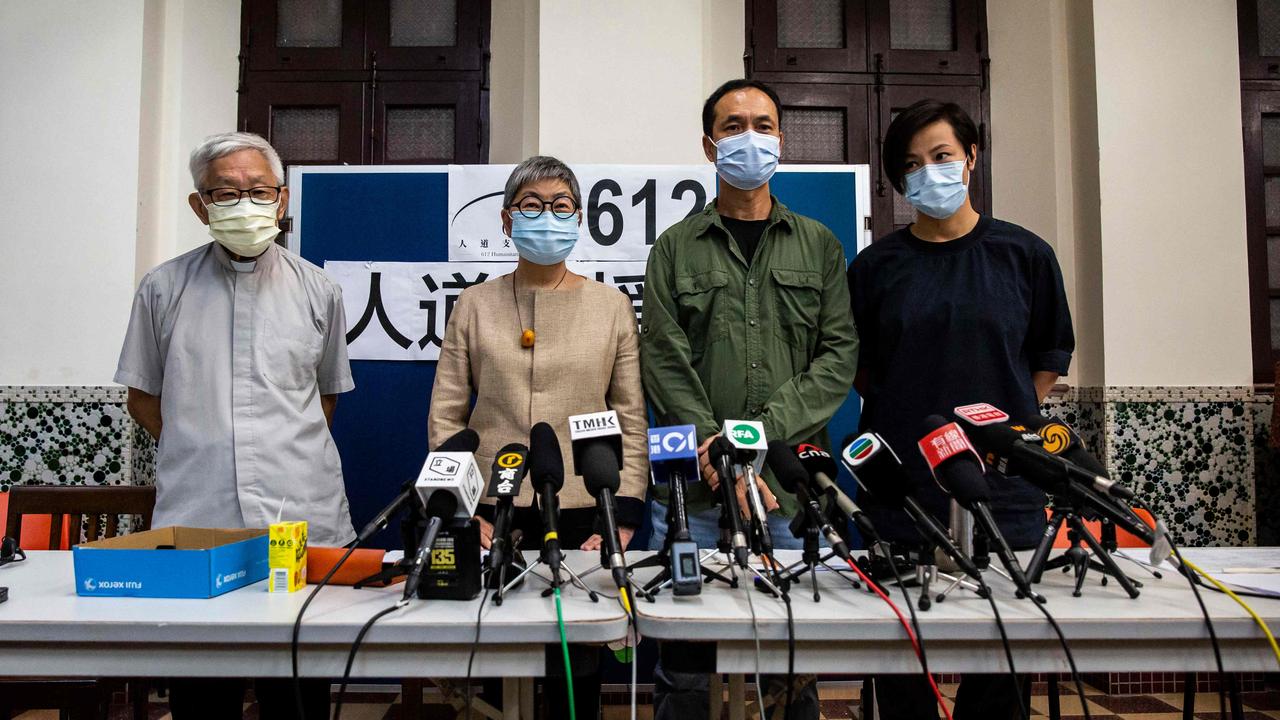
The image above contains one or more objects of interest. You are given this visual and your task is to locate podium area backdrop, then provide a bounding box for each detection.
[289,163,871,550]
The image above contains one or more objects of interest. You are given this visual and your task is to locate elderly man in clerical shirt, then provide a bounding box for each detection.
[115,131,353,718]
[117,131,355,546]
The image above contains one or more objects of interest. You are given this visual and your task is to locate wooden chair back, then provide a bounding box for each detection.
[4,486,157,550]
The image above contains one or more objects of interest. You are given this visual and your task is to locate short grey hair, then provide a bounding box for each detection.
[188,132,286,189]
[502,156,582,208]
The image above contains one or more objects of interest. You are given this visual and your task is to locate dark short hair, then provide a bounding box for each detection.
[702,79,784,137]
[882,100,981,193]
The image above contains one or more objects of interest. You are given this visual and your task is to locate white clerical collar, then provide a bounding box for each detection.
[230,259,257,273]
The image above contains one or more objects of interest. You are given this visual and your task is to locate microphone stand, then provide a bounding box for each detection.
[496,547,600,603]
[1024,495,1142,598]
[930,503,989,606]
[775,485,862,602]
[629,476,736,601]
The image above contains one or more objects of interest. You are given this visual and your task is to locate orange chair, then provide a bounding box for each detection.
[0,491,70,550]
[1047,506,1155,548]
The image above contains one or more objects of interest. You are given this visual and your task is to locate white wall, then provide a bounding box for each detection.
[988,0,1090,381]
[0,1,147,385]
[537,0,743,164]
[489,0,540,163]
[1092,0,1251,387]
[135,0,240,277]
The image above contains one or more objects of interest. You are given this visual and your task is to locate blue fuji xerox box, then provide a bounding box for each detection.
[72,527,269,598]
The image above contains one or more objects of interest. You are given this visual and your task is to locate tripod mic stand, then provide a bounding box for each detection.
[629,479,735,600]
[1026,497,1142,598]
[776,487,861,602]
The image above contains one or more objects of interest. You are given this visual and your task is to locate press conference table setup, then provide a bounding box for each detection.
[0,549,628,720]
[4,545,1280,718]
[629,547,1280,719]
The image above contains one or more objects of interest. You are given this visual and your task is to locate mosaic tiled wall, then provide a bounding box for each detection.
[0,387,141,493]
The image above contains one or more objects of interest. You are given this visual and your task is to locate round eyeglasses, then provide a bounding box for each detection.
[510,194,579,220]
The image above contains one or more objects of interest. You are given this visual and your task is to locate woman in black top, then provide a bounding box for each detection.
[848,100,1075,719]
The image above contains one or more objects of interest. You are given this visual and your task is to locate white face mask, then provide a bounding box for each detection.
[206,200,280,257]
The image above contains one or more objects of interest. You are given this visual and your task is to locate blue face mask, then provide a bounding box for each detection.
[903,160,969,219]
[510,211,579,265]
[712,130,781,190]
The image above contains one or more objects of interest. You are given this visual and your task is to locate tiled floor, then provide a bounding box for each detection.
[12,683,1280,719]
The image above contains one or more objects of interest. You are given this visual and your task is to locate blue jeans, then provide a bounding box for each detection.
[648,500,809,552]
[647,501,819,720]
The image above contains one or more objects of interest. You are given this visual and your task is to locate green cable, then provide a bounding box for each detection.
[554,586,577,720]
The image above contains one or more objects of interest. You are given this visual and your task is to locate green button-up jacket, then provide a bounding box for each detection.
[640,198,859,516]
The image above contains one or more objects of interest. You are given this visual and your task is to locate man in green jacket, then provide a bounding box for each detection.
[640,78,859,720]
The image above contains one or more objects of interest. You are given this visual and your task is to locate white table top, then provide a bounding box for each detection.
[630,548,1280,674]
[0,550,628,678]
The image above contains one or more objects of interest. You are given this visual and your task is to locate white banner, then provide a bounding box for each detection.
[326,261,647,361]
[447,164,716,262]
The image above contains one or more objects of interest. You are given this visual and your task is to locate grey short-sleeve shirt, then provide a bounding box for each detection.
[116,242,356,545]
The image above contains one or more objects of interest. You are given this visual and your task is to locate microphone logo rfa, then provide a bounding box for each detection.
[728,423,761,444]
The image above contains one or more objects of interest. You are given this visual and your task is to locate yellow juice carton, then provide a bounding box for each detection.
[268,521,307,592]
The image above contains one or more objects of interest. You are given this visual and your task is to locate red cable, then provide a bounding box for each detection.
[845,558,954,720]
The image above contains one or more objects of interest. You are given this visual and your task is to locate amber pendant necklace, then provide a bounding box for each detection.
[512,267,569,348]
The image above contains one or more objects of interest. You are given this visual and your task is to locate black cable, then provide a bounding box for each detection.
[292,539,359,720]
[1029,599,1092,720]
[1131,498,1227,719]
[463,588,491,720]
[880,546,931,678]
[1164,535,1228,718]
[979,580,1028,720]
[759,551,795,720]
[333,604,401,720]
[780,582,795,720]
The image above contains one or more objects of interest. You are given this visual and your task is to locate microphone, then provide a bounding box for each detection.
[708,435,750,568]
[722,419,773,556]
[401,490,463,604]
[954,403,1135,501]
[917,415,1040,601]
[356,428,479,544]
[840,432,983,583]
[528,422,565,583]
[765,441,851,559]
[649,425,702,595]
[485,443,529,579]
[569,410,632,612]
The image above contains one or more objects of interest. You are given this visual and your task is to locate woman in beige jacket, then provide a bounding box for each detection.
[428,154,649,554]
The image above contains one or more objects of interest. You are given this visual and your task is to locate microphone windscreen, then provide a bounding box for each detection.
[920,414,990,504]
[435,427,480,454]
[846,437,912,506]
[794,443,839,481]
[579,439,621,498]
[765,440,806,494]
[425,488,459,519]
[528,422,565,492]
[1026,416,1109,478]
[708,435,737,468]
